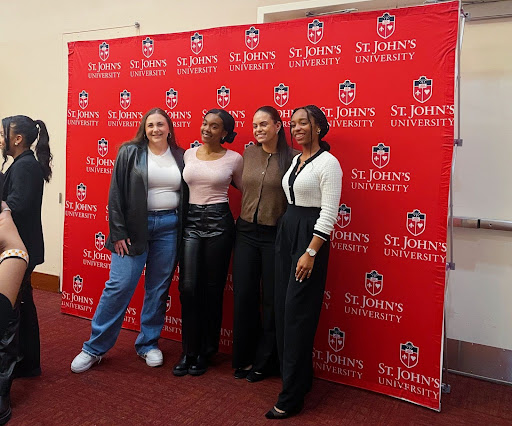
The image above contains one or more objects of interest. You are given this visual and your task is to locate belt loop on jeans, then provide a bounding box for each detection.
[148,209,178,216]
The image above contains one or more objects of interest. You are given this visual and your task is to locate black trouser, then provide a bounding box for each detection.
[179,203,235,358]
[0,267,40,397]
[274,205,329,412]
[232,218,279,373]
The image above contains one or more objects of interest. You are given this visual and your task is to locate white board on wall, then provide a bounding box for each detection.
[454,18,512,221]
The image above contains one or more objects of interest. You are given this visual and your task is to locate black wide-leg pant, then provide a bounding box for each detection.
[179,203,235,358]
[232,218,278,373]
[274,205,329,412]
[0,267,41,396]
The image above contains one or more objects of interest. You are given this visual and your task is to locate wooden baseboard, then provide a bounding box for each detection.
[32,272,60,293]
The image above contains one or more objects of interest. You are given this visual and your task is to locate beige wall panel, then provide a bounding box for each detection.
[0,0,310,278]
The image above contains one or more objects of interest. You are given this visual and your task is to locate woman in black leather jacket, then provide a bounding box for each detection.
[71,107,187,374]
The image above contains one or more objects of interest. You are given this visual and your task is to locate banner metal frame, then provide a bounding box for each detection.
[442,0,466,398]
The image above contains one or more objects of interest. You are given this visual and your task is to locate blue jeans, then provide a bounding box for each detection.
[83,210,178,356]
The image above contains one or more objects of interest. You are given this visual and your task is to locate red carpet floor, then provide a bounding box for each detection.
[7,290,512,425]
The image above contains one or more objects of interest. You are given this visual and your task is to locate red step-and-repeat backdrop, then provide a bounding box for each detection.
[62,2,458,410]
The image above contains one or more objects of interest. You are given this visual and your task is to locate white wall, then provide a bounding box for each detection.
[447,15,512,350]
[0,0,293,277]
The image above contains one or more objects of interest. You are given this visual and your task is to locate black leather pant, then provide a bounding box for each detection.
[0,267,40,397]
[179,203,235,358]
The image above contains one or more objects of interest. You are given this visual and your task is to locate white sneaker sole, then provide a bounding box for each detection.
[139,353,163,367]
[145,358,163,367]
[71,356,101,373]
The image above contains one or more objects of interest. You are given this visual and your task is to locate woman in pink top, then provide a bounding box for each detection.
[173,109,242,377]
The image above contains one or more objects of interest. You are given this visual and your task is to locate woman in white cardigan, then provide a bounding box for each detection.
[266,105,342,420]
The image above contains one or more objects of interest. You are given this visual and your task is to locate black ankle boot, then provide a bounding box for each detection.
[188,355,208,376]
[0,394,11,425]
[172,354,193,377]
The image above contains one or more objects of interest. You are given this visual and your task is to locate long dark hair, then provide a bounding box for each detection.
[2,115,53,182]
[255,106,293,174]
[290,105,331,152]
[204,109,237,144]
[127,107,178,149]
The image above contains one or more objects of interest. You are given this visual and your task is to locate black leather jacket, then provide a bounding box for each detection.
[105,142,188,267]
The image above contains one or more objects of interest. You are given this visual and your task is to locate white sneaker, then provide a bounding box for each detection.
[71,351,102,373]
[140,348,163,367]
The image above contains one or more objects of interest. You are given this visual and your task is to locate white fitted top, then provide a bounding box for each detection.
[147,147,181,211]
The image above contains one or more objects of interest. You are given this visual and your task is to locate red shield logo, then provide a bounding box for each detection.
[400,342,419,368]
[99,41,109,61]
[142,37,154,58]
[120,90,131,110]
[328,327,345,352]
[407,209,426,236]
[95,232,105,251]
[97,138,108,157]
[73,275,83,294]
[413,76,433,103]
[217,86,230,108]
[274,83,289,107]
[365,270,383,297]
[166,295,171,312]
[307,19,324,44]
[166,88,178,110]
[78,90,88,110]
[245,26,259,50]
[339,80,356,105]
[76,183,87,202]
[377,13,395,39]
[336,204,351,229]
[191,32,203,55]
[372,143,390,169]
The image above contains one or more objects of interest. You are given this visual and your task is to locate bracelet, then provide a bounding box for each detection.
[0,249,29,265]
[1,207,11,212]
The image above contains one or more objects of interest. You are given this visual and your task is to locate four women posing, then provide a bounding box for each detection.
[0,104,341,421]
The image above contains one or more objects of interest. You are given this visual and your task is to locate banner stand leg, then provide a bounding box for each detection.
[442,1,466,396]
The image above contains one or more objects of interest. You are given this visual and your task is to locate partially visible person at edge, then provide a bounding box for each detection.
[173,109,242,377]
[0,171,29,335]
[265,105,342,420]
[0,202,27,337]
[232,106,296,383]
[0,115,52,425]
[71,108,187,374]
[0,201,28,426]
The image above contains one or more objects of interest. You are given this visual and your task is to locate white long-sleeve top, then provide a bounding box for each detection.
[282,150,342,240]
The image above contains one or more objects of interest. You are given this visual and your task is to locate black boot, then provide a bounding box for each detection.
[0,394,11,425]
[172,354,193,377]
[188,355,208,376]
[0,307,20,425]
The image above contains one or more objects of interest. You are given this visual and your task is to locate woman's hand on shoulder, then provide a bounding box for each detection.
[114,238,131,257]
